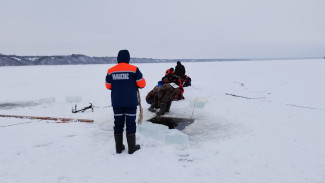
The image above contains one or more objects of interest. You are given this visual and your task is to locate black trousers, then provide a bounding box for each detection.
[113,107,137,134]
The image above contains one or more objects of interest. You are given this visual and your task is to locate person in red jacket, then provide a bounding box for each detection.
[165,67,175,76]
[172,76,184,100]
[105,50,146,154]
[183,75,191,87]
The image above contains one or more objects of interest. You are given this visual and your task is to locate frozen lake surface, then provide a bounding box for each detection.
[0,59,324,183]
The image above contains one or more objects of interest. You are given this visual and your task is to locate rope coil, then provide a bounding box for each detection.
[137,88,143,124]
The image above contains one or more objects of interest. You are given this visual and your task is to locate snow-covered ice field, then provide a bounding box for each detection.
[0,59,324,183]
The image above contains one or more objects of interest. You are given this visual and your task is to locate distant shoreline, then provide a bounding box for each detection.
[0,53,321,66]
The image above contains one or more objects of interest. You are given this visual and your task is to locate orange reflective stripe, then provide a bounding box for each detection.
[136,78,146,88]
[165,69,175,76]
[108,63,137,74]
[165,70,169,76]
[105,82,111,89]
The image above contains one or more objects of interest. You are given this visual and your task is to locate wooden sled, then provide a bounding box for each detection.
[0,114,94,123]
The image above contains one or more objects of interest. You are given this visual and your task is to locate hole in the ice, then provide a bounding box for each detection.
[148,116,195,130]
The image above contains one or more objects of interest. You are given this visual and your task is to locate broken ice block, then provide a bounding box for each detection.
[138,122,189,149]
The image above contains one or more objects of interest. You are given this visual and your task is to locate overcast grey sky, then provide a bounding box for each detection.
[0,0,324,59]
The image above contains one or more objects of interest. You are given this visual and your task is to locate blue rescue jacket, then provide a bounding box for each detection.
[105,63,146,107]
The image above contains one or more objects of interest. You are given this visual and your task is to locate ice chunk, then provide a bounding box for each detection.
[65,96,82,103]
[38,97,56,104]
[138,122,189,149]
[190,97,208,108]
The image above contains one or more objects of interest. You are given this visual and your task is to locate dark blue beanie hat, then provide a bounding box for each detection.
[117,50,130,63]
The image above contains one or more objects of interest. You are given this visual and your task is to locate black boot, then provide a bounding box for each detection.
[157,103,166,115]
[148,101,157,112]
[148,106,156,112]
[165,101,172,113]
[126,133,140,154]
[114,134,125,154]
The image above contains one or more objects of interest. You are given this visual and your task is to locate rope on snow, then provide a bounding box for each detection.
[137,88,143,124]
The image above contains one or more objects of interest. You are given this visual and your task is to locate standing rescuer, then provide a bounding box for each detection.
[175,61,186,79]
[105,50,146,154]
